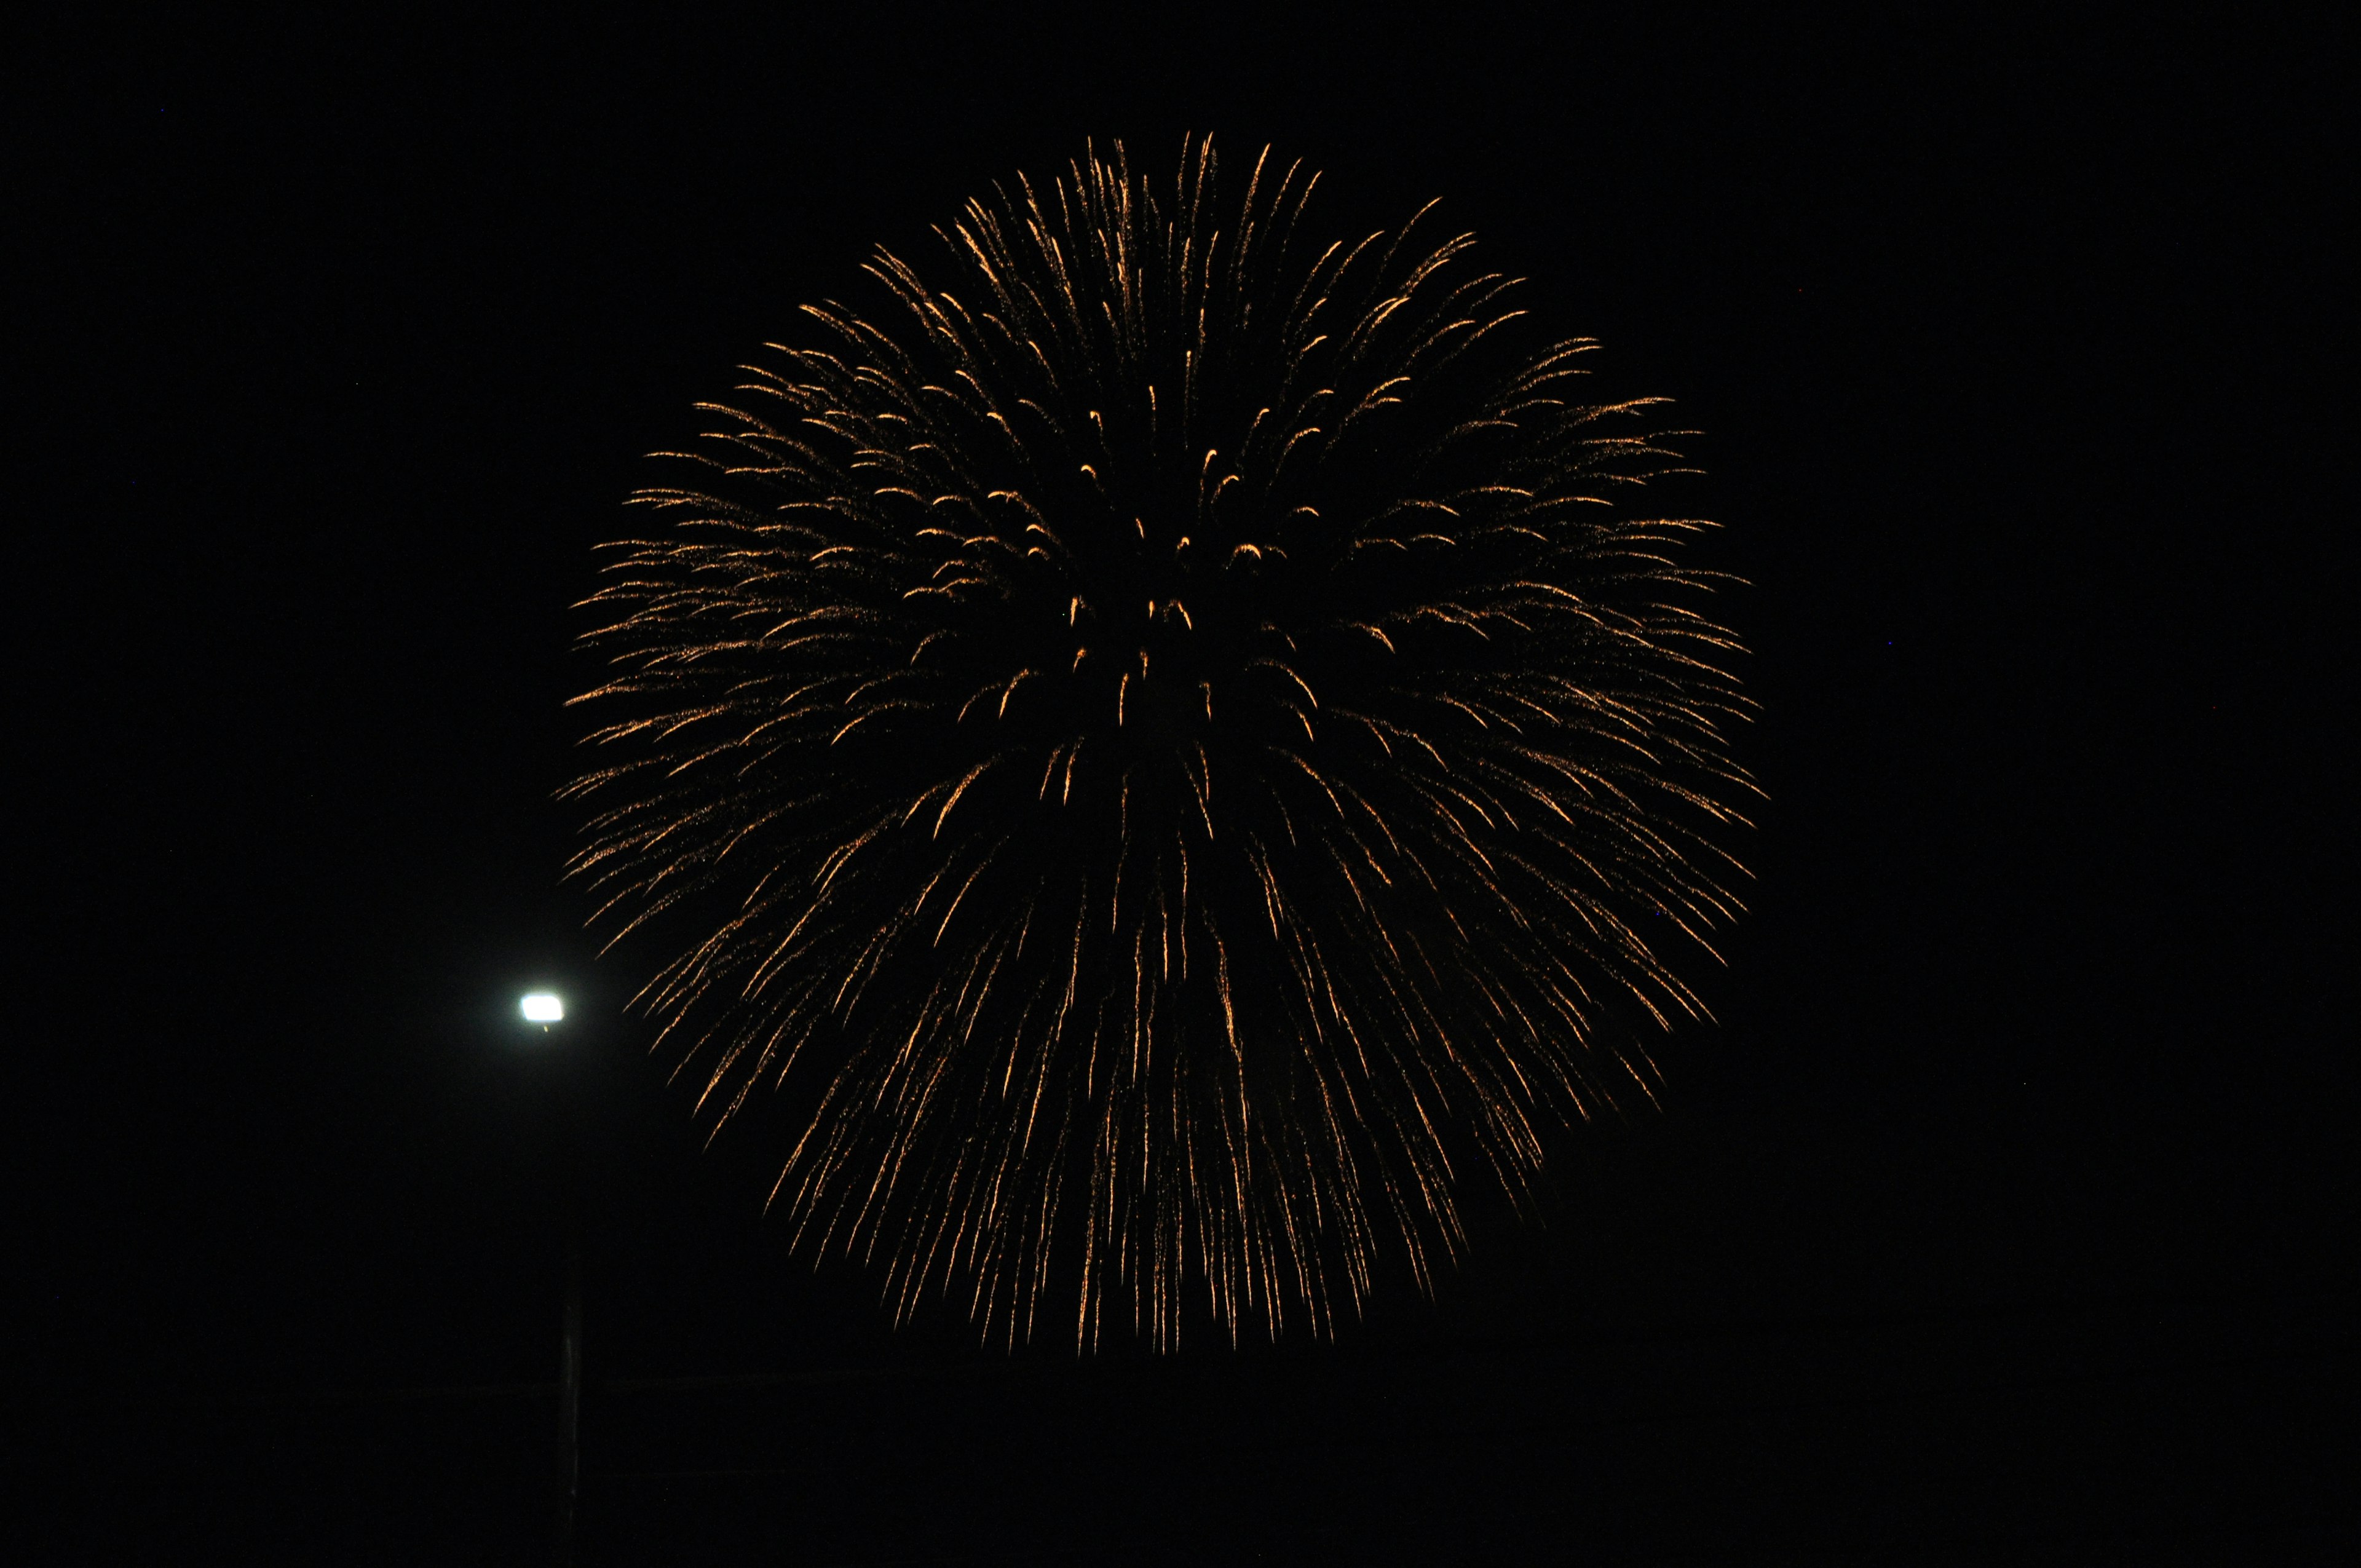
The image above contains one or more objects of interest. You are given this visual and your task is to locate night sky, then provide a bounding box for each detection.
[14,9,2351,1561]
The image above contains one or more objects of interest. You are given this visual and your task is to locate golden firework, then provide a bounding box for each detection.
[568,137,1754,1349]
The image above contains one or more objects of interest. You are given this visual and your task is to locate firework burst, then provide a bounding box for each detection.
[568,137,1753,1349]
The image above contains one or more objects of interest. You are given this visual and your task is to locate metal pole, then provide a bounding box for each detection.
[551,1022,585,1566]
[555,1229,583,1564]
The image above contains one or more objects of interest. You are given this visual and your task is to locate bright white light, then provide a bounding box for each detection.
[520,993,564,1023]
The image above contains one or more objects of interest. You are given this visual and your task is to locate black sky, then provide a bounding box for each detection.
[12,7,2352,1561]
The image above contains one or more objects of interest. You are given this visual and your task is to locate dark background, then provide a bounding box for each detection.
[10,6,2352,1561]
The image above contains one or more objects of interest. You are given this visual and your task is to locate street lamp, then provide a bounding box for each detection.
[520,990,583,1564]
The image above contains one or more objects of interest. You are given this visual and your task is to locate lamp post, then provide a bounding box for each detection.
[520,992,583,1566]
